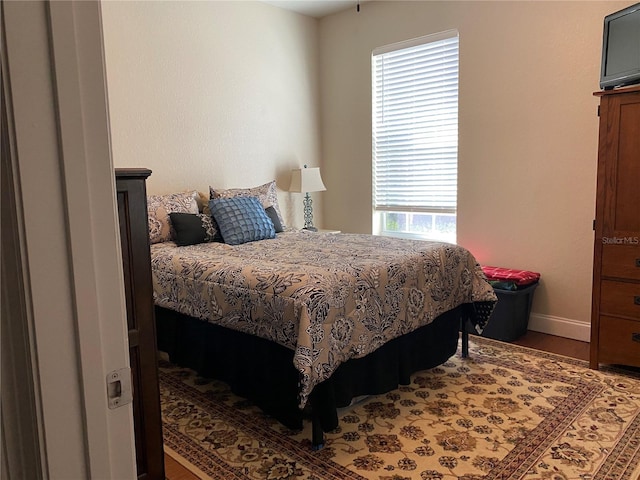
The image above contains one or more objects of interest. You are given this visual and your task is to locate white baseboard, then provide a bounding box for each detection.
[527,313,591,343]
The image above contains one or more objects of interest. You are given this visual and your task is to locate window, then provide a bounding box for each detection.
[372,30,459,243]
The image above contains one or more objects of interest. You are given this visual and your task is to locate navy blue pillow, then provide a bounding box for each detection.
[209,196,276,245]
[265,205,284,233]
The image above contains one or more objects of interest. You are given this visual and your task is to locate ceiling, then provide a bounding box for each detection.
[261,0,360,18]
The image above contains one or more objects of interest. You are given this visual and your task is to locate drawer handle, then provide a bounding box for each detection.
[636,258,640,267]
[634,333,640,344]
[635,296,640,306]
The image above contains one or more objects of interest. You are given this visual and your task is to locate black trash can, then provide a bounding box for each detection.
[481,282,538,342]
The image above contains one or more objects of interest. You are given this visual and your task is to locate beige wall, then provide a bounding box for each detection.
[101,0,322,228]
[102,0,629,336]
[319,1,628,334]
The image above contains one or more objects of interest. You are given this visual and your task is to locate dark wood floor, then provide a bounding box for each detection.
[510,330,589,361]
[164,330,590,480]
[165,454,200,480]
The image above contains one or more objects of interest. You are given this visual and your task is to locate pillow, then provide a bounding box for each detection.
[147,191,199,244]
[209,196,276,245]
[265,206,283,233]
[169,212,222,246]
[209,180,285,228]
[195,191,212,215]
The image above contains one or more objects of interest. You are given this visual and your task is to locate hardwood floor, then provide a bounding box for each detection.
[165,453,201,480]
[510,330,590,361]
[164,330,590,480]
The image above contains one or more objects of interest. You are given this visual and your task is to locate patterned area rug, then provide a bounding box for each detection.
[159,336,640,480]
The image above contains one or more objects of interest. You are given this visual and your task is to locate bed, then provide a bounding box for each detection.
[151,218,497,447]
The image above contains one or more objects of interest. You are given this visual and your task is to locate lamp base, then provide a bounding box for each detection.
[302,193,317,231]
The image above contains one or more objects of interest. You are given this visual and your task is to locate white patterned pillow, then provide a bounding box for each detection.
[209,180,285,228]
[147,191,199,244]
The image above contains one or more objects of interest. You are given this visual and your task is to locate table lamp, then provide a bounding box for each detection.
[289,165,326,231]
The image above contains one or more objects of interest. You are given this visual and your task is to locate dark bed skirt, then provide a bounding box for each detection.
[155,306,464,434]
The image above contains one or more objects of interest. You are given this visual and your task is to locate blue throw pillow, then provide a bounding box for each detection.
[209,196,276,245]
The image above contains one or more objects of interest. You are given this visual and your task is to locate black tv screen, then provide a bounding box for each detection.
[600,2,640,90]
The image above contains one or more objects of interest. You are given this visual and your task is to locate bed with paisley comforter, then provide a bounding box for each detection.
[152,229,496,447]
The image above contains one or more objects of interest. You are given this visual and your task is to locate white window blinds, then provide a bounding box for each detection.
[372,30,459,213]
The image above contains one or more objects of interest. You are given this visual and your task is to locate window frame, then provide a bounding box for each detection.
[372,30,459,243]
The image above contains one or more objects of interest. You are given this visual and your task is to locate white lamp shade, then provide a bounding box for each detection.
[289,167,326,193]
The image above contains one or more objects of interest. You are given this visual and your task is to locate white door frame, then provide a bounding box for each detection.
[2,1,136,478]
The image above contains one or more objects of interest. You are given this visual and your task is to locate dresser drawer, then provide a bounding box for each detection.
[602,245,640,280]
[600,280,640,319]
[598,316,640,367]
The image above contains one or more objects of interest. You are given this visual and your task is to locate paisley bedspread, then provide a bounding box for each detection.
[150,231,497,408]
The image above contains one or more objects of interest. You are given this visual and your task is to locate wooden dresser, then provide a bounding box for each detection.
[115,169,165,479]
[590,85,640,369]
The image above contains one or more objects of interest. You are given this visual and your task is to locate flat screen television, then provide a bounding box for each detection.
[600,2,640,90]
